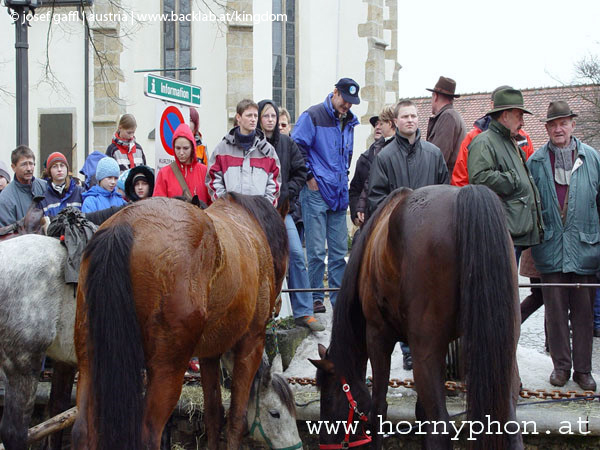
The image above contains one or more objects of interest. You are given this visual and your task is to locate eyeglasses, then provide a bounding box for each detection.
[280,123,288,128]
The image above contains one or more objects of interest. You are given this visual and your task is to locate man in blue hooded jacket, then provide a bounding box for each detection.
[292,78,360,312]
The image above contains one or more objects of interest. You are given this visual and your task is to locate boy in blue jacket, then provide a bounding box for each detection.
[82,157,126,213]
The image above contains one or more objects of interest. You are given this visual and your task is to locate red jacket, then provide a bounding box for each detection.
[153,124,210,203]
[451,116,534,187]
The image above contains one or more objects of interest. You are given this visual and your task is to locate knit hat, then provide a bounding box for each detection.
[96,157,120,182]
[0,160,11,183]
[46,152,68,171]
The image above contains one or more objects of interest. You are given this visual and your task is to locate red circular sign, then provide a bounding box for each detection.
[159,106,186,156]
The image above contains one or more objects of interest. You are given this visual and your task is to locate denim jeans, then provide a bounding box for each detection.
[285,214,313,318]
[300,185,348,307]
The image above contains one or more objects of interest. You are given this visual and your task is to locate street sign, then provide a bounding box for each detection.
[144,74,201,107]
[154,102,190,171]
[159,105,185,156]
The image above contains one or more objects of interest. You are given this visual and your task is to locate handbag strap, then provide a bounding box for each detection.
[170,161,192,201]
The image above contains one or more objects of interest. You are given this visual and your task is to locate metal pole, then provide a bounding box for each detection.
[81,7,89,159]
[15,6,30,147]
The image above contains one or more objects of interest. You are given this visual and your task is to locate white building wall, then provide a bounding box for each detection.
[0,0,390,180]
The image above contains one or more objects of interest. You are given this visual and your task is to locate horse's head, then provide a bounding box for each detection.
[19,196,46,235]
[309,344,372,447]
[247,356,302,449]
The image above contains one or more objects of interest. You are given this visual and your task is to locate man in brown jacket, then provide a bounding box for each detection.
[426,76,467,177]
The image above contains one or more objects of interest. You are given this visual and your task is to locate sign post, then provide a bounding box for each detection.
[144,75,201,171]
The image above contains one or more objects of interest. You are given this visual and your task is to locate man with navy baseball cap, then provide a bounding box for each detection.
[292,78,360,314]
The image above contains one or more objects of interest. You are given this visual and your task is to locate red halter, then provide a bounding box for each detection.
[319,377,373,449]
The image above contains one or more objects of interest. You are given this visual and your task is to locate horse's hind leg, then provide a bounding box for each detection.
[412,345,452,449]
[199,357,225,449]
[366,326,396,450]
[43,361,76,450]
[0,356,43,450]
[227,335,265,449]
[142,364,190,450]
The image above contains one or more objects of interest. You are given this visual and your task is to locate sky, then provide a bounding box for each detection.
[395,0,600,98]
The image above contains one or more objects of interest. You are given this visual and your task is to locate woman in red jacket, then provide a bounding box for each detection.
[153,123,210,203]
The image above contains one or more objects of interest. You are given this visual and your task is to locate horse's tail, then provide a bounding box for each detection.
[83,223,145,450]
[456,184,518,449]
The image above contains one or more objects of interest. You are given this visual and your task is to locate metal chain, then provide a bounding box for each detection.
[286,376,598,401]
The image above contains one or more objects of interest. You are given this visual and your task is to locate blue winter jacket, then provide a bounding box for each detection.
[39,178,84,217]
[81,185,126,213]
[528,138,600,275]
[292,94,359,211]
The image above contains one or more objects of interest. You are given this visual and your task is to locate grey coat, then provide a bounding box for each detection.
[0,177,46,226]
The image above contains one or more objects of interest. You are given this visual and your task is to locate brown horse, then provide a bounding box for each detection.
[311,184,523,449]
[71,193,288,450]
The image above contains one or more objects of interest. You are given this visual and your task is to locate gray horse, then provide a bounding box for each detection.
[0,234,302,449]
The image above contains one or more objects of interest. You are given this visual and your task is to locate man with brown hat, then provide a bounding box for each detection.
[527,101,600,391]
[426,76,466,177]
[468,88,543,253]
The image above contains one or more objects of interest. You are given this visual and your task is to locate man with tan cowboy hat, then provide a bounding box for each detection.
[527,100,600,392]
[426,76,466,177]
[468,87,543,257]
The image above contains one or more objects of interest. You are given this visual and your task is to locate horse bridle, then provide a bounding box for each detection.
[319,377,372,449]
[248,377,303,450]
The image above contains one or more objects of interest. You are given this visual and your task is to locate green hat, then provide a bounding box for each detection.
[487,88,532,115]
[541,100,578,123]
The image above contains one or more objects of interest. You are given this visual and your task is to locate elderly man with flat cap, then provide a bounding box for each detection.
[468,88,543,260]
[426,76,466,177]
[292,78,360,313]
[527,101,600,391]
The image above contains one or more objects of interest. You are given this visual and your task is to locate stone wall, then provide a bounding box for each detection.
[90,0,125,152]
[226,0,254,125]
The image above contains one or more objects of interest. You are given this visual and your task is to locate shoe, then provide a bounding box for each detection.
[594,329,600,338]
[549,369,570,387]
[295,316,325,332]
[573,372,597,391]
[188,357,200,373]
[403,353,413,371]
[313,300,326,314]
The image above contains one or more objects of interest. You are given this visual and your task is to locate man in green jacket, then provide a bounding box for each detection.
[527,101,600,392]
[468,88,543,258]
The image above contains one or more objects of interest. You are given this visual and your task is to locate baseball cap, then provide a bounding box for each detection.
[335,78,360,105]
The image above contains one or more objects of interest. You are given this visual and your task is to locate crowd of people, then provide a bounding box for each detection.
[1,76,599,390]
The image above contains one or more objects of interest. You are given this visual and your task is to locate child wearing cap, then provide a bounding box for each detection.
[39,152,84,217]
[125,165,155,201]
[82,157,127,213]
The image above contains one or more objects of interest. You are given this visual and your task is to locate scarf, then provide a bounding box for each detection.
[548,137,576,186]
[112,132,137,168]
[235,129,256,153]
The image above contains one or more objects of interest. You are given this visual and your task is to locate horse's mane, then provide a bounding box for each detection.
[251,356,296,417]
[85,205,126,226]
[224,193,288,282]
[328,188,410,382]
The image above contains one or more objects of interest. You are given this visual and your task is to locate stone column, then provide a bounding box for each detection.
[226,0,254,126]
[90,0,125,152]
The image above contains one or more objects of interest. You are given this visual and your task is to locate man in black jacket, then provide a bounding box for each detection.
[367,100,449,215]
[257,100,325,332]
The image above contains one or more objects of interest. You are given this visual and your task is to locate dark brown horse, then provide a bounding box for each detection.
[311,184,522,449]
[0,197,47,241]
[71,193,288,450]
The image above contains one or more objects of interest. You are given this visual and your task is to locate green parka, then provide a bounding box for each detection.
[527,139,600,275]
[467,119,543,246]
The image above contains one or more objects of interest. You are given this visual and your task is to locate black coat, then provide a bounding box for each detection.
[349,137,392,221]
[257,100,307,213]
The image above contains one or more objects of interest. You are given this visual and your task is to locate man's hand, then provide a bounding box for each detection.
[307,178,319,191]
[354,212,364,226]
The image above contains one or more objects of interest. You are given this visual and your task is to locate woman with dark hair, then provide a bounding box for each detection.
[189,107,208,165]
